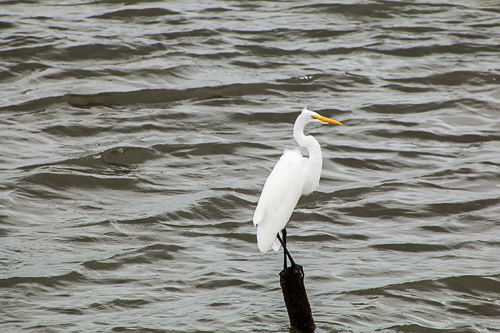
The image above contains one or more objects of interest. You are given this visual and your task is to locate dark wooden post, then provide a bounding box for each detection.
[279,264,316,332]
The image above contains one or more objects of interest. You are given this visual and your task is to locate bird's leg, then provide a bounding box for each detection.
[283,228,288,269]
[276,233,287,270]
[282,230,287,270]
[276,229,296,269]
[283,228,287,247]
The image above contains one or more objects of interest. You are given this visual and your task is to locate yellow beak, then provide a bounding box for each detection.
[315,115,344,126]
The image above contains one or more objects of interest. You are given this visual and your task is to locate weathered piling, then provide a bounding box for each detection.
[279,264,316,332]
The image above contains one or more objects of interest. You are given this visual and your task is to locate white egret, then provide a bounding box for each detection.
[253,107,343,269]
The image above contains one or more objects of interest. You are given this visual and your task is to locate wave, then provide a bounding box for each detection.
[90,8,180,20]
[0,271,87,288]
[2,1,499,332]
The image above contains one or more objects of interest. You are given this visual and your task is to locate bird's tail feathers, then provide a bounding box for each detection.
[257,225,282,253]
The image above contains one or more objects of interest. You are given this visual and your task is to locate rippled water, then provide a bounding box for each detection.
[1,1,500,332]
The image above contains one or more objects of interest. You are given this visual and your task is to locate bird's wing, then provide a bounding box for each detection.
[253,150,306,252]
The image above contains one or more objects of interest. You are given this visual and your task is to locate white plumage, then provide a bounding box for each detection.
[253,108,343,253]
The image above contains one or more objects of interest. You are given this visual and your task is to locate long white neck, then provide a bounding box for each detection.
[293,114,322,194]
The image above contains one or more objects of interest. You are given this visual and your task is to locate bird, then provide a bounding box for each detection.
[253,107,343,270]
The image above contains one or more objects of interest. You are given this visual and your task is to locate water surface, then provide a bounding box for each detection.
[1,1,500,332]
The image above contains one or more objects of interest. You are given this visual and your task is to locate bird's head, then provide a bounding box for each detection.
[301,107,344,126]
